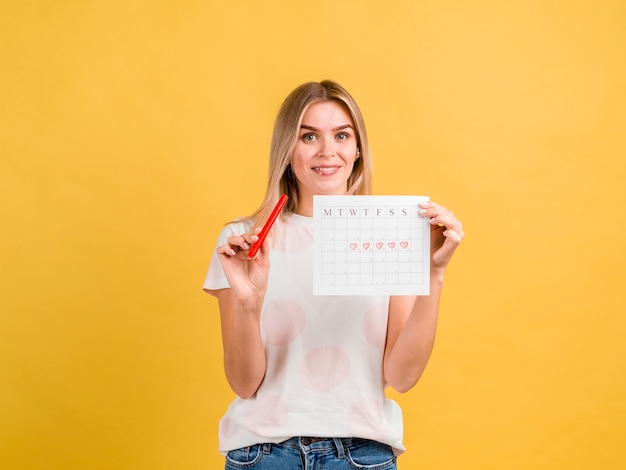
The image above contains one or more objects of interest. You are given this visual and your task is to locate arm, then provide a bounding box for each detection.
[383,201,464,393]
[215,230,270,399]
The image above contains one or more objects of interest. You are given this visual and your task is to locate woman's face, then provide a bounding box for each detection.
[290,100,359,215]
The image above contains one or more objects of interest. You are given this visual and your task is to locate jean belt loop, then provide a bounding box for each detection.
[332,437,346,458]
[262,442,272,454]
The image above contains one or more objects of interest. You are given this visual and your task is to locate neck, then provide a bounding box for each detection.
[296,200,313,217]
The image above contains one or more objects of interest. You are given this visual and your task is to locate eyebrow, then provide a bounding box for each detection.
[300,124,354,132]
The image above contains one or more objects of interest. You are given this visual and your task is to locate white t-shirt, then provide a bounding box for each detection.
[203,213,405,455]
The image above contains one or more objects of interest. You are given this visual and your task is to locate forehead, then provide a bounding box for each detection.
[301,100,354,126]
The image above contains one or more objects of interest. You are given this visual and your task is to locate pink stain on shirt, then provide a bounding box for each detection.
[240,394,290,434]
[262,299,307,347]
[300,346,350,392]
[362,305,388,349]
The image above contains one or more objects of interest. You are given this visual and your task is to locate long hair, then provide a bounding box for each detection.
[244,80,373,231]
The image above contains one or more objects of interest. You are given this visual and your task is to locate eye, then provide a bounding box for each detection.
[336,132,350,141]
[302,133,317,142]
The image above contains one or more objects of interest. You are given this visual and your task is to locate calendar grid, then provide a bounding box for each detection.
[314,196,430,296]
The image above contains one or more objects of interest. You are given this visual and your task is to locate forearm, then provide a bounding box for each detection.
[218,292,267,399]
[384,272,445,393]
[384,199,464,391]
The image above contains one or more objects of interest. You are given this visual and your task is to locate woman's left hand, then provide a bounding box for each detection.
[419,200,465,273]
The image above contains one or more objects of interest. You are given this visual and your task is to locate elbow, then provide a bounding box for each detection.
[225,369,265,399]
[228,379,261,399]
[235,388,257,400]
[223,356,266,399]
[389,378,419,394]
[392,383,414,394]
[384,366,424,393]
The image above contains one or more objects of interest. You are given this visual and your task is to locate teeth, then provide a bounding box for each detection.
[313,167,338,174]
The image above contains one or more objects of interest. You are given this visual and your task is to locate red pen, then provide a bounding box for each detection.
[247,194,289,258]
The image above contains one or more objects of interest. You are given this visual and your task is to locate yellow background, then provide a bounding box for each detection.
[1,1,625,468]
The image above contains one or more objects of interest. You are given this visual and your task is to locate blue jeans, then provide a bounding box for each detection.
[225,437,397,469]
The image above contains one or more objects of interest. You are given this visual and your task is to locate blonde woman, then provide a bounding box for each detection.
[203,80,464,469]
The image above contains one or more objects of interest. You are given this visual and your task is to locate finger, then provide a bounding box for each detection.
[216,243,237,257]
[443,228,464,244]
[426,207,463,232]
[431,214,463,234]
[243,232,260,245]
[419,201,452,222]
[433,230,463,266]
[419,200,446,213]
[226,233,259,252]
[225,235,250,250]
[419,201,464,239]
[428,210,460,227]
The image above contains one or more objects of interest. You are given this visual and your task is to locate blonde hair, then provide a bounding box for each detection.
[246,80,373,230]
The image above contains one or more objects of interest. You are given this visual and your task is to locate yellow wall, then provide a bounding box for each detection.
[1,1,624,468]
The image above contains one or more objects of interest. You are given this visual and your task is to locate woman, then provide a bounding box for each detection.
[203,80,464,469]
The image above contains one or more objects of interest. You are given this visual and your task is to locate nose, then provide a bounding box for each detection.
[317,135,336,157]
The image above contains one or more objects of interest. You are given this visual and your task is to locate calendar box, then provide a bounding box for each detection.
[313,195,430,296]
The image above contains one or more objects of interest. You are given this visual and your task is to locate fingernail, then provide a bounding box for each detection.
[243,242,250,249]
[419,201,429,207]
[419,209,427,215]
[229,249,236,256]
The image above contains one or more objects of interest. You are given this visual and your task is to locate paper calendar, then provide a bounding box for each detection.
[313,195,430,296]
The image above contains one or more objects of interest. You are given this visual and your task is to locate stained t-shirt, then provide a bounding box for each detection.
[203,213,405,455]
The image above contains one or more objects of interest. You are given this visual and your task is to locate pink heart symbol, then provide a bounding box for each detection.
[375,242,383,250]
[400,241,408,249]
[349,242,358,251]
[387,242,396,249]
[363,242,370,250]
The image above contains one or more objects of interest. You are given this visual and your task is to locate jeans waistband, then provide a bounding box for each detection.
[280,436,370,457]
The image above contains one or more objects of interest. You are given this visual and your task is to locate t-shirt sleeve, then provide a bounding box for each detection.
[202,220,251,296]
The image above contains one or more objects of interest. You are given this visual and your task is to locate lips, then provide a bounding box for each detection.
[312,165,340,175]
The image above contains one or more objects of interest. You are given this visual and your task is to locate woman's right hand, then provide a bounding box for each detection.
[216,229,270,303]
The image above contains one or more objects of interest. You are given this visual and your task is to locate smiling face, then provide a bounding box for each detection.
[290,100,359,215]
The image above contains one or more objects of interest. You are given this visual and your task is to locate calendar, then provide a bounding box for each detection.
[313,195,430,296]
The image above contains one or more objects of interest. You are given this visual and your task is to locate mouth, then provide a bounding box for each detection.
[311,165,340,176]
